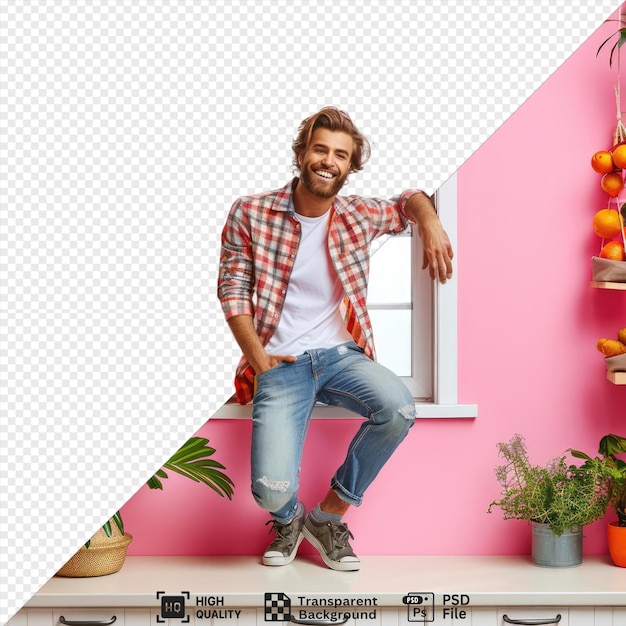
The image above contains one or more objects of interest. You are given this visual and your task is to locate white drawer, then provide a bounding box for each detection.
[8,609,167,626]
[8,609,127,626]
[10,605,626,626]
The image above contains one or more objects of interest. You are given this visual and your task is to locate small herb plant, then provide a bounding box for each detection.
[87,436,234,547]
[570,434,626,527]
[488,434,611,536]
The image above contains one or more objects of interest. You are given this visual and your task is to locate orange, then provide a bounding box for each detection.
[593,208,623,238]
[601,171,625,197]
[592,150,615,174]
[613,143,626,169]
[599,240,626,261]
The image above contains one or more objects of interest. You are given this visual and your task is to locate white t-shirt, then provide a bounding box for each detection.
[264,209,352,355]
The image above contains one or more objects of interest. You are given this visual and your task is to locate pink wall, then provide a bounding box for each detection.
[121,15,626,557]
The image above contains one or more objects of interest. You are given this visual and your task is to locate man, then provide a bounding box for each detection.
[218,106,453,571]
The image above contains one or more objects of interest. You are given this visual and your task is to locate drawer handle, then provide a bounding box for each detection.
[59,617,117,626]
[290,616,349,625]
[503,615,561,625]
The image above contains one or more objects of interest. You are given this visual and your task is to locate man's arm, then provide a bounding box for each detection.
[404,192,454,283]
[227,314,297,375]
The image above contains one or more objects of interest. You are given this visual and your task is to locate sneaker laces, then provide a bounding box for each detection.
[328,521,354,549]
[265,519,297,544]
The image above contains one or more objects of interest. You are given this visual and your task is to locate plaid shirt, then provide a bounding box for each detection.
[218,178,420,404]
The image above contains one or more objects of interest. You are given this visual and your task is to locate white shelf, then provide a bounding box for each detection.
[590,280,626,290]
[24,555,626,609]
[608,370,626,384]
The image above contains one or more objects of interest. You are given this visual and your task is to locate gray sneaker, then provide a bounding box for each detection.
[303,515,361,571]
[262,504,306,566]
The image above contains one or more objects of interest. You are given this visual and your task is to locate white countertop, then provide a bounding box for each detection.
[24,555,626,608]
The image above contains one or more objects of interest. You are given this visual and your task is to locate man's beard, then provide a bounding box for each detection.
[300,165,348,198]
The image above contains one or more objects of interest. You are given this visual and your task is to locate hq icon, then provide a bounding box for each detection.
[156,591,190,623]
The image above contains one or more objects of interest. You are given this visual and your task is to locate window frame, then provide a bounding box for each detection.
[214,172,477,419]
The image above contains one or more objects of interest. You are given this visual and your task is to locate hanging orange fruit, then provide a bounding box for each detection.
[600,240,626,260]
[612,142,626,168]
[601,171,624,197]
[592,150,616,173]
[593,208,623,238]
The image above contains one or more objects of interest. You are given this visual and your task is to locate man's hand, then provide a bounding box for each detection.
[256,353,298,374]
[405,192,454,283]
[227,315,297,374]
[418,218,454,283]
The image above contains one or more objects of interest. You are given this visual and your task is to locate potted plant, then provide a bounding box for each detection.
[570,433,626,567]
[56,436,234,577]
[488,434,611,567]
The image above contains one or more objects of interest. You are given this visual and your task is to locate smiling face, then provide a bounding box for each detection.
[297,128,354,199]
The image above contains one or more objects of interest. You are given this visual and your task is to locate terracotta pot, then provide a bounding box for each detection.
[607,521,626,567]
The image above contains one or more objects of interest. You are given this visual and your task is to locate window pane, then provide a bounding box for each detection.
[369,309,411,376]
[365,227,432,399]
[367,235,411,304]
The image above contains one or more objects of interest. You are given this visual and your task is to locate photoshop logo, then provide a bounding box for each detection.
[264,592,292,621]
[156,591,190,623]
[402,592,434,622]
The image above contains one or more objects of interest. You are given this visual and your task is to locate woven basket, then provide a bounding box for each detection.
[56,525,133,578]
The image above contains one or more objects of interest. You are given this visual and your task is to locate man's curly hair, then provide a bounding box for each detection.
[292,106,372,175]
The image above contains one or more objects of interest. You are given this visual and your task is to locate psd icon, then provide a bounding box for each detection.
[402,592,434,622]
[265,592,292,621]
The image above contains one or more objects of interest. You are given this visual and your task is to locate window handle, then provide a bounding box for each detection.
[502,615,561,625]
[59,616,117,626]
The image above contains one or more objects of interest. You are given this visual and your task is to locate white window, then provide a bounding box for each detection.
[367,173,476,417]
[214,172,477,419]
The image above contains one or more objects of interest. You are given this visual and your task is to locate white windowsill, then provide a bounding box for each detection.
[211,401,477,420]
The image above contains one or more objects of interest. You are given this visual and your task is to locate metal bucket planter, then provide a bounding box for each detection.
[531,522,583,567]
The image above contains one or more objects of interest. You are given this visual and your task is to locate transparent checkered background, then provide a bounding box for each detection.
[1,0,622,622]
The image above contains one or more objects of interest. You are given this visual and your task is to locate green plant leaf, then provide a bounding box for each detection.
[597,21,626,67]
[102,519,113,538]
[111,511,124,535]
[146,475,164,490]
[147,468,169,490]
[600,434,626,458]
[154,436,235,499]
[568,448,592,461]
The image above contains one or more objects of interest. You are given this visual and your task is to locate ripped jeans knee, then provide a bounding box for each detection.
[251,474,298,517]
[398,402,417,420]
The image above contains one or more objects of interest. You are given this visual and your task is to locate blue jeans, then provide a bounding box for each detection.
[251,341,416,523]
